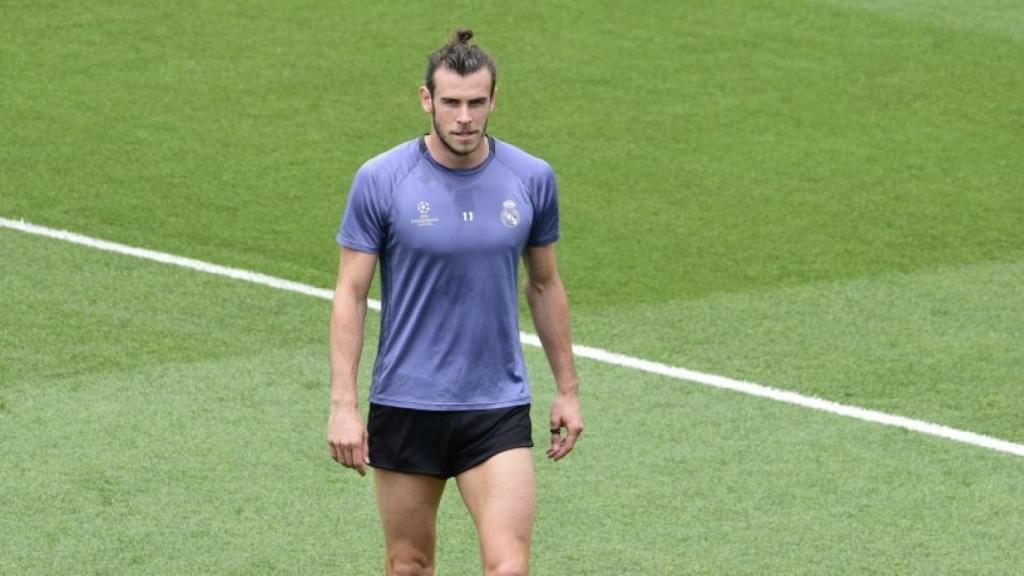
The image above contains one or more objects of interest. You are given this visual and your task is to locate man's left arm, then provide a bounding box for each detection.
[523,243,583,461]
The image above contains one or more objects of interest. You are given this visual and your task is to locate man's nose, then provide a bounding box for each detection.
[457,105,472,123]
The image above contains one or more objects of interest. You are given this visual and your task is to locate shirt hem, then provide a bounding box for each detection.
[369,395,532,412]
[336,234,379,254]
[528,234,559,247]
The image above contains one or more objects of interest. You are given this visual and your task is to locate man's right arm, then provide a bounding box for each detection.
[327,247,378,476]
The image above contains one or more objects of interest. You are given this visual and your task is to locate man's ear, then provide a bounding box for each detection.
[490,86,498,111]
[419,86,433,113]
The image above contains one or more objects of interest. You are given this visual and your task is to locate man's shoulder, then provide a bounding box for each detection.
[357,137,425,182]
[491,138,554,181]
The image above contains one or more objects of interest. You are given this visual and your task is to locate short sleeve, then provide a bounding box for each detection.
[528,165,559,246]
[336,166,388,253]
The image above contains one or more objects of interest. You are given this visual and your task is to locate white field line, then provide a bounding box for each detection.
[4,215,1024,459]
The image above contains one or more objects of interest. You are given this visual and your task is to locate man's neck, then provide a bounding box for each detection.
[424,132,490,170]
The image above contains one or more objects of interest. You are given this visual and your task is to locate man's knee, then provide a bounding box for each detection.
[387,550,434,576]
[483,559,528,576]
[388,565,434,576]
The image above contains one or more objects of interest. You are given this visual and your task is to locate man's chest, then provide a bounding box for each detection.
[390,172,533,256]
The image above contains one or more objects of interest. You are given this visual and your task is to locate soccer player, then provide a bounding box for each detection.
[327,28,582,576]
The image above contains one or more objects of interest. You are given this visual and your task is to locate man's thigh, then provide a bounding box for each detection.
[455,448,535,573]
[374,469,447,570]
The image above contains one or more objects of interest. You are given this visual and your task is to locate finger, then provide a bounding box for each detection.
[341,446,356,469]
[547,425,562,458]
[552,427,583,461]
[329,440,347,464]
[362,434,371,465]
[351,445,366,476]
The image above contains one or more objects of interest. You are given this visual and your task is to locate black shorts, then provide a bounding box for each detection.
[367,403,533,479]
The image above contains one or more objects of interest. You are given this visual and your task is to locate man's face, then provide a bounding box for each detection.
[420,66,495,159]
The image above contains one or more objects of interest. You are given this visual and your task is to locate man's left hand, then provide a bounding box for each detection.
[547,393,583,461]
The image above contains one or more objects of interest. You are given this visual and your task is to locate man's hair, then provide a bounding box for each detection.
[425,28,497,96]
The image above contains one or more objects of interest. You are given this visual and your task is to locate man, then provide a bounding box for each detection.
[327,28,582,576]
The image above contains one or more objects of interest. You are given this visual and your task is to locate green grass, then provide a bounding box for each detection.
[3,0,1023,573]
[4,231,1024,574]
[577,258,1024,444]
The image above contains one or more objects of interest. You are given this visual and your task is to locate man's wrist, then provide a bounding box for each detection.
[555,378,579,396]
[330,395,359,411]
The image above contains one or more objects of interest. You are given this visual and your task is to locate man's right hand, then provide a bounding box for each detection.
[327,406,370,476]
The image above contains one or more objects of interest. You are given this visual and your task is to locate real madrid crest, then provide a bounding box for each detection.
[500,199,520,228]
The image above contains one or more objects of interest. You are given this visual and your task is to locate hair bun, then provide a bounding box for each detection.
[451,27,474,45]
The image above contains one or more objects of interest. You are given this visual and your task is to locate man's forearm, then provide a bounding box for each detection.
[329,294,368,409]
[525,276,578,395]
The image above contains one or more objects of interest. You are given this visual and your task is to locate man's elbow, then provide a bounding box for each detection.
[523,280,539,304]
[524,275,560,302]
[333,282,371,311]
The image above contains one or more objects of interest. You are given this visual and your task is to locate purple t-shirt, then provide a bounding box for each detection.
[337,136,559,410]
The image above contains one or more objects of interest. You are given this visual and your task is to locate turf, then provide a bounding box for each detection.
[3,0,1024,572]
[4,231,1024,574]
[576,258,1024,444]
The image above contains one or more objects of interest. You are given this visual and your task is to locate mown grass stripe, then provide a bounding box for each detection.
[5,215,1022,459]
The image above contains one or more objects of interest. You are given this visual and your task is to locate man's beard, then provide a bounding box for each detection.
[431,110,488,157]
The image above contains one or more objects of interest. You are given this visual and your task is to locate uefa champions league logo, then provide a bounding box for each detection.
[411,200,439,227]
[500,199,520,228]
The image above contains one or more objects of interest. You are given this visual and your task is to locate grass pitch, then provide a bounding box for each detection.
[2,0,1023,573]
